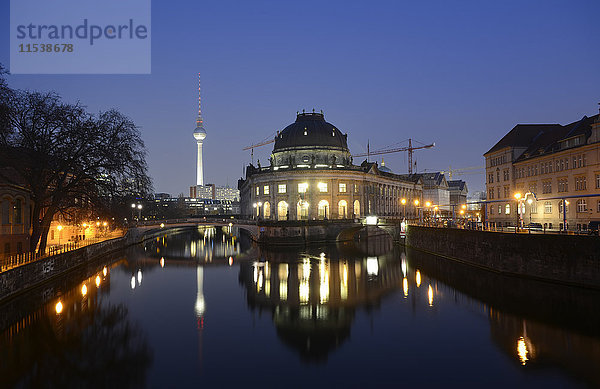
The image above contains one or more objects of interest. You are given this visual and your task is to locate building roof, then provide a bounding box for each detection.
[447,180,466,191]
[484,124,562,156]
[273,112,348,152]
[415,172,447,188]
[484,114,599,159]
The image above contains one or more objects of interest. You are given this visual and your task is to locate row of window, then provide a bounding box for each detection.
[256,182,354,196]
[514,154,587,179]
[488,169,510,184]
[489,199,599,215]
[489,174,600,199]
[489,155,507,168]
[255,199,362,220]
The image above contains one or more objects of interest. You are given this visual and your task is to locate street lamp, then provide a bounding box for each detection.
[401,198,407,220]
[137,204,143,220]
[57,225,63,246]
[414,199,420,223]
[514,192,522,232]
[527,198,533,231]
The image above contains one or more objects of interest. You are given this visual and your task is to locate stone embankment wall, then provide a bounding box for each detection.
[0,225,194,302]
[405,226,600,288]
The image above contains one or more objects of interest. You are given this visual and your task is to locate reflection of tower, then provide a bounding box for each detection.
[195,265,205,318]
[195,264,205,370]
[193,73,207,186]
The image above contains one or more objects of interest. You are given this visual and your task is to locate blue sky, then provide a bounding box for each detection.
[2,0,600,195]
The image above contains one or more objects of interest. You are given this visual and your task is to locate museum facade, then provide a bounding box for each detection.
[238,112,423,221]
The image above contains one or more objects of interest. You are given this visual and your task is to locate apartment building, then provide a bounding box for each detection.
[484,112,600,231]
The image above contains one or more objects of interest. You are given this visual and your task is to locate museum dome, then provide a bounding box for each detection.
[273,112,348,151]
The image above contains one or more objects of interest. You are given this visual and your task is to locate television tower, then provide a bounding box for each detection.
[193,73,207,186]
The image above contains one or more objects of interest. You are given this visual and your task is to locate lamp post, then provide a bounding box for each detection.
[131,203,136,221]
[401,198,406,220]
[57,225,63,247]
[527,198,533,233]
[514,192,522,232]
[137,204,143,221]
[414,199,420,224]
[562,199,569,232]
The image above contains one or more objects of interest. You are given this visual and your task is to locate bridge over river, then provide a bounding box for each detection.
[149,217,404,245]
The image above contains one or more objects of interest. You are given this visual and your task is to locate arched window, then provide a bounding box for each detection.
[13,198,23,224]
[297,201,309,220]
[353,200,360,217]
[263,201,271,219]
[277,201,288,220]
[338,200,348,219]
[318,200,329,219]
[1,198,10,224]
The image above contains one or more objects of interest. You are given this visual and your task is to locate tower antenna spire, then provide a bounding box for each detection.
[196,73,203,126]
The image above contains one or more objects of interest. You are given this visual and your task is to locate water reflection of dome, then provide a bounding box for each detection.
[274,306,352,362]
[238,252,403,362]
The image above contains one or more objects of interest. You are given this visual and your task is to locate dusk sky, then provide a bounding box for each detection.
[2,0,599,195]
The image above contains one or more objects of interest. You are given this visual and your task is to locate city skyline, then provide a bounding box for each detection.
[1,0,599,195]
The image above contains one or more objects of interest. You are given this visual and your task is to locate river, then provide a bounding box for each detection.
[1,226,599,387]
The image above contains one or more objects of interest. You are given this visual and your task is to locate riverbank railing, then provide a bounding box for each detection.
[0,230,125,273]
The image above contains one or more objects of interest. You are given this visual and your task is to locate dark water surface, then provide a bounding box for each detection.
[2,226,600,388]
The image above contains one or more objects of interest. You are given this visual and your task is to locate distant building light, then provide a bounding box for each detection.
[366,216,378,225]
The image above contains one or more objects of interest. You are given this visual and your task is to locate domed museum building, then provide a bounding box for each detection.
[238,112,423,220]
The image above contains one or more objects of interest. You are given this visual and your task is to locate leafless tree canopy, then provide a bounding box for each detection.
[0,66,152,252]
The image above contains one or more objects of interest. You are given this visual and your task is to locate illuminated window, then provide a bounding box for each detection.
[255,186,259,196]
[318,182,328,192]
[263,185,269,195]
[339,183,346,193]
[278,184,286,194]
[544,201,552,214]
[505,204,510,214]
[577,199,587,213]
[298,183,308,193]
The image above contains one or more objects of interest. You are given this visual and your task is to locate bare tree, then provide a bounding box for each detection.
[0,70,151,253]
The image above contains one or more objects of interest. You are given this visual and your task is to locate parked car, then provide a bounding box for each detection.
[524,222,543,230]
[588,221,600,236]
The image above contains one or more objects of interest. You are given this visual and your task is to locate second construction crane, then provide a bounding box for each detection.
[352,139,434,174]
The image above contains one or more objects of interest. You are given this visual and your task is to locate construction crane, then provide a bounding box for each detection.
[243,136,276,165]
[352,138,434,174]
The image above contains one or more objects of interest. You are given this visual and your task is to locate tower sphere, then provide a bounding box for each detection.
[194,125,206,141]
